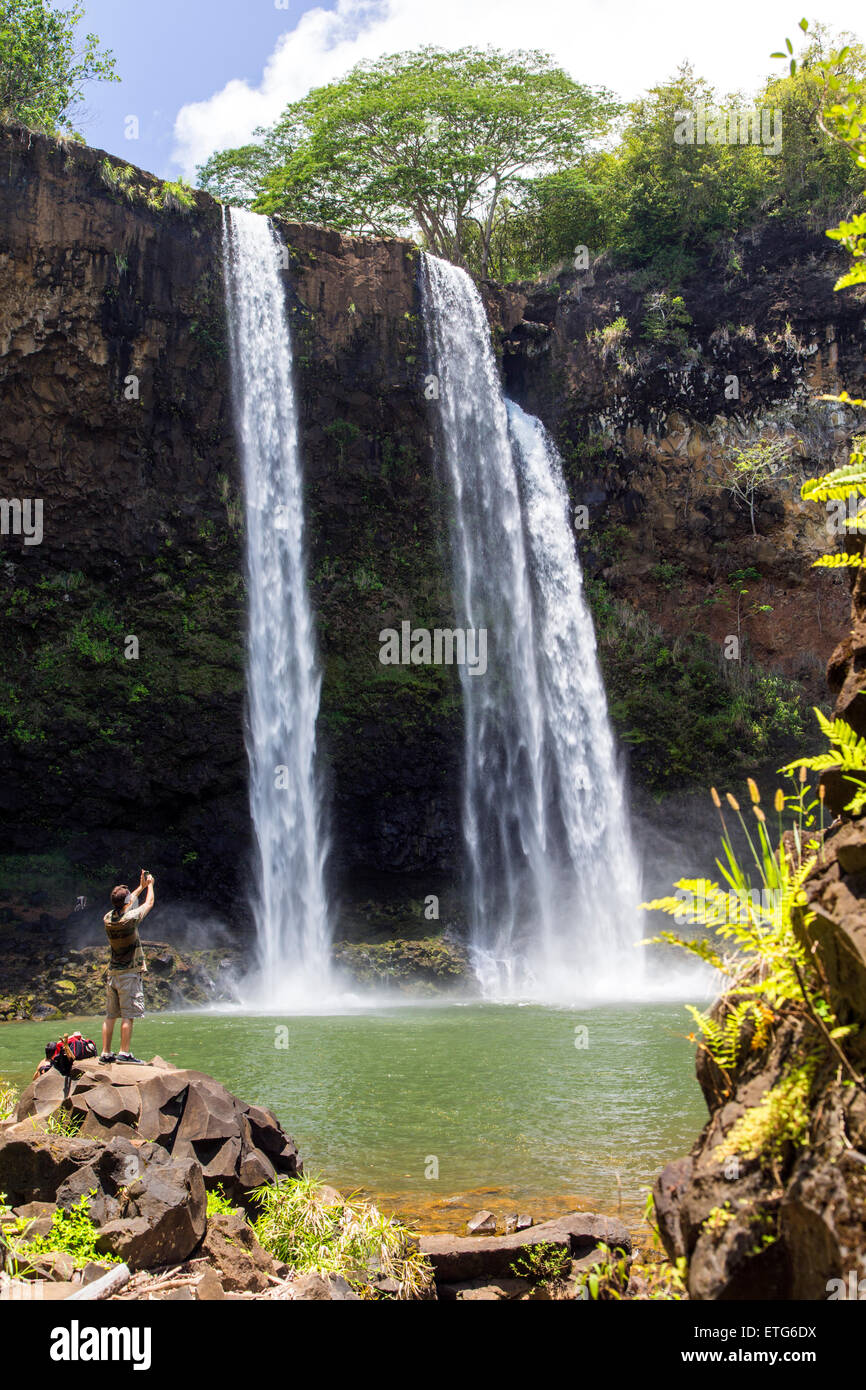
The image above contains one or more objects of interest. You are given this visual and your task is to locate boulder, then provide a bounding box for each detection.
[420,1212,631,1284]
[94,1149,206,1270]
[0,1134,103,1207]
[438,1276,530,1301]
[238,1146,276,1191]
[55,1164,103,1212]
[76,1083,141,1129]
[467,1210,496,1235]
[12,1200,57,1223]
[19,1250,76,1282]
[195,1268,226,1300]
[7,1060,301,1202]
[290,1271,361,1301]
[197,1212,276,1293]
[1,1063,305,1275]
[15,1068,68,1121]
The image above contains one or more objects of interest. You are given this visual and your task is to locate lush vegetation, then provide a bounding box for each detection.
[641,40,866,1284]
[776,26,866,806]
[198,47,617,276]
[199,30,864,283]
[589,579,805,792]
[0,0,117,134]
[643,774,860,1149]
[0,1078,15,1121]
[13,1193,120,1269]
[251,1171,432,1299]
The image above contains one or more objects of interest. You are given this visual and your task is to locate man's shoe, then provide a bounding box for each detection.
[98,1052,116,1064]
[116,1052,145,1064]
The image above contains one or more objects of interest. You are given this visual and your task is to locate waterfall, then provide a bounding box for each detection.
[421,253,642,1000]
[223,207,330,1004]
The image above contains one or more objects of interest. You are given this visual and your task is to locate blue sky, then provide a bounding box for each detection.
[72,0,320,177]
[71,0,866,182]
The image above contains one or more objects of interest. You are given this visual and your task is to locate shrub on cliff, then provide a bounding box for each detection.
[589,580,804,791]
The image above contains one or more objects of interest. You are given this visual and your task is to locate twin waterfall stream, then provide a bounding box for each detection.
[223,208,642,1007]
[222,208,331,1006]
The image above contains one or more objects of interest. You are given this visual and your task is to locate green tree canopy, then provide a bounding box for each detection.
[0,0,117,134]
[198,46,619,276]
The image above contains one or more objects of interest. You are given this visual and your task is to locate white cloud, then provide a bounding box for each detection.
[172,0,864,177]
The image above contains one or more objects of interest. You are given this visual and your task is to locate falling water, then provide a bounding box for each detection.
[421,253,642,1000]
[223,207,330,1004]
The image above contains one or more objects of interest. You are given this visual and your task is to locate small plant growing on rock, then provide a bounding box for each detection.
[588,315,630,367]
[509,1240,571,1293]
[641,290,692,349]
[159,178,195,214]
[206,1184,240,1218]
[0,1079,18,1121]
[41,1105,84,1138]
[99,158,137,201]
[713,1056,818,1170]
[13,1194,120,1270]
[575,1242,632,1301]
[722,437,793,536]
[251,1171,432,1299]
[703,1201,736,1233]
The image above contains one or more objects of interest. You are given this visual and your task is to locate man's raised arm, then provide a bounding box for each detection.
[138,874,155,921]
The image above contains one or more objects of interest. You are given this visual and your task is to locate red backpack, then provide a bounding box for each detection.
[44,1032,97,1075]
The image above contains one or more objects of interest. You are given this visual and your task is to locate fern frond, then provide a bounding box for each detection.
[812,553,863,568]
[641,931,726,971]
[802,456,866,503]
[815,393,866,409]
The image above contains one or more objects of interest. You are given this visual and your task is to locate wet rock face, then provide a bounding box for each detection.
[0,124,459,931]
[492,223,864,692]
[0,931,243,1021]
[653,988,866,1299]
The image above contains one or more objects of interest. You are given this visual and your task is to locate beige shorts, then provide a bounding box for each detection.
[106,970,145,1020]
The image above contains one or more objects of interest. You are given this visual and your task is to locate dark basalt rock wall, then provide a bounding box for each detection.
[0,125,459,934]
[489,223,865,693]
[1,124,863,944]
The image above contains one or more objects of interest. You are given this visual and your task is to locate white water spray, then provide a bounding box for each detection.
[421,253,643,1000]
[223,207,330,1004]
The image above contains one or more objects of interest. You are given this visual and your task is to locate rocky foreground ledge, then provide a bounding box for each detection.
[0,1058,631,1301]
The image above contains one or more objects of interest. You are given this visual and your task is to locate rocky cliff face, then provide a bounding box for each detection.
[1,125,863,941]
[495,222,863,695]
[652,560,866,1301]
[0,125,458,933]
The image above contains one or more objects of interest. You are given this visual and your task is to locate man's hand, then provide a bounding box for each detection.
[139,873,156,921]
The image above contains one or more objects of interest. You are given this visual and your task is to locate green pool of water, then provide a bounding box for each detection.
[0,1001,706,1232]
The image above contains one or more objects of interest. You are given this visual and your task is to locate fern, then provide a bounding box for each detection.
[783,711,866,813]
[813,552,863,568]
[801,449,866,503]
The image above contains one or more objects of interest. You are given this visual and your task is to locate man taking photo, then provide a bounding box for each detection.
[100,869,155,1065]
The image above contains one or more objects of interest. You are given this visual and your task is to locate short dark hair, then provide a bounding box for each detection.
[110,885,130,910]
